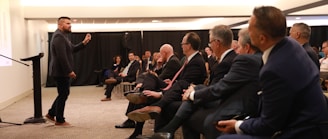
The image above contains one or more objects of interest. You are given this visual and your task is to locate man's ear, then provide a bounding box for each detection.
[245,44,251,53]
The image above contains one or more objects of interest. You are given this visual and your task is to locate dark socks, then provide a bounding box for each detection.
[128,122,144,139]
[158,116,183,134]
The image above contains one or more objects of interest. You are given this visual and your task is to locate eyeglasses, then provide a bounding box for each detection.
[181,42,189,45]
[208,39,219,47]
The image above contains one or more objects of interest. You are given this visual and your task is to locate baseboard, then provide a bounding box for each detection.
[0,89,33,110]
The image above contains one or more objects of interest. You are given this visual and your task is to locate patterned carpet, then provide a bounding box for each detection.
[0,86,160,139]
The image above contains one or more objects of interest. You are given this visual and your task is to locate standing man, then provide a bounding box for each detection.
[217,6,328,139]
[289,22,320,69]
[46,16,91,126]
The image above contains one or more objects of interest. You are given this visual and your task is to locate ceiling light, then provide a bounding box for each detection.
[151,20,161,23]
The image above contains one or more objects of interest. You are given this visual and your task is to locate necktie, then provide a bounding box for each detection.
[162,59,188,91]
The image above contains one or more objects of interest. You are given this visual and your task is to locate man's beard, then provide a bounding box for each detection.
[63,28,71,33]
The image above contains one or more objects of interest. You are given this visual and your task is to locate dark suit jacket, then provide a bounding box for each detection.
[177,53,207,85]
[158,55,181,80]
[303,42,320,69]
[49,29,85,77]
[209,50,237,85]
[122,60,140,82]
[240,37,328,138]
[138,55,181,91]
[152,53,206,108]
[142,57,153,72]
[208,55,217,72]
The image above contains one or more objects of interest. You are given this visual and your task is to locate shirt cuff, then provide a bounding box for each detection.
[189,90,195,101]
[235,120,244,134]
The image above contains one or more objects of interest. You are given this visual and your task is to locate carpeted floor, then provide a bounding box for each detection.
[0,86,160,139]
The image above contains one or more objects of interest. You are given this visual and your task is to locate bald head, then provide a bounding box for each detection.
[160,44,174,62]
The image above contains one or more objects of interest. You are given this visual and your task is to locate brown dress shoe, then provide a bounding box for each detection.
[55,122,71,126]
[101,98,112,101]
[125,93,147,104]
[45,114,56,123]
[105,78,117,84]
[127,106,161,122]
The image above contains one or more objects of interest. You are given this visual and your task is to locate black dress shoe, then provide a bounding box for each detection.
[115,120,136,128]
[128,133,142,139]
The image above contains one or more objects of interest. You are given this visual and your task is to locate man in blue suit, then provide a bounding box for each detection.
[217,6,328,139]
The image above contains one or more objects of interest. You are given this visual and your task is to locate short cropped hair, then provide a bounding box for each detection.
[185,32,201,51]
[238,28,260,51]
[57,16,71,22]
[253,6,286,39]
[209,25,233,48]
[293,23,311,40]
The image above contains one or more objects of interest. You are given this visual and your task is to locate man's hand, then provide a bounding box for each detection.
[182,85,194,101]
[163,79,171,84]
[68,71,76,79]
[143,90,162,99]
[216,119,237,134]
[135,83,143,89]
[119,73,127,77]
[148,70,158,77]
[82,33,91,45]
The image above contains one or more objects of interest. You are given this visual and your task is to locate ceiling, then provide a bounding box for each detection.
[21,0,328,32]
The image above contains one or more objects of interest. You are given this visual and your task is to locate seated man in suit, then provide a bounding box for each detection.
[289,22,319,69]
[141,50,153,73]
[127,30,235,132]
[101,52,140,101]
[217,6,328,139]
[115,44,181,139]
[145,27,262,139]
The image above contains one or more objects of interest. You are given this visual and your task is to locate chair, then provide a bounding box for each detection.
[113,69,139,96]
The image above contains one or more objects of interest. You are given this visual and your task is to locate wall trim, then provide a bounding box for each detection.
[0,89,33,110]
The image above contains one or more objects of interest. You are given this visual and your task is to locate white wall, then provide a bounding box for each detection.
[0,0,48,110]
[26,20,49,84]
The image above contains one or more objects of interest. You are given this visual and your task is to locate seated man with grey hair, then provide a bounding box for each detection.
[139,27,262,139]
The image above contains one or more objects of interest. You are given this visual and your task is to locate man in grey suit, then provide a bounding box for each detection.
[217,6,328,139]
[46,16,91,126]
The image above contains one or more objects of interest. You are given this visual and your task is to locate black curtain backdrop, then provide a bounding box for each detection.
[142,30,210,59]
[45,26,328,87]
[309,26,328,49]
[46,31,142,87]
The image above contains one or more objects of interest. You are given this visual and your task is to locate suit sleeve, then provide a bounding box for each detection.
[72,42,85,53]
[193,55,260,105]
[239,70,292,136]
[52,34,72,75]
